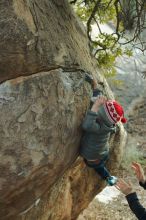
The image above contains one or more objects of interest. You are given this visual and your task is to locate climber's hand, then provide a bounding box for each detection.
[91,96,107,112]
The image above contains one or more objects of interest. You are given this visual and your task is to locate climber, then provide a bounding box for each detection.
[80,73,127,186]
[116,162,146,220]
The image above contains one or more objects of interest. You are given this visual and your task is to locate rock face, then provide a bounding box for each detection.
[0,1,127,220]
[0,0,94,83]
[0,70,86,218]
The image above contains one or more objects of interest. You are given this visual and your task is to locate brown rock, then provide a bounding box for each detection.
[0,0,94,83]
[0,0,127,219]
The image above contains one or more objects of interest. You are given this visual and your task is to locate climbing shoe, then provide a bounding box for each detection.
[106,176,118,186]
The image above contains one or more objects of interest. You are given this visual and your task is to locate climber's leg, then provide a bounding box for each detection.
[85,159,110,180]
[84,157,118,186]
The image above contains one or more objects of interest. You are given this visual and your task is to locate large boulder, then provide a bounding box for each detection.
[0,69,88,219]
[0,0,127,219]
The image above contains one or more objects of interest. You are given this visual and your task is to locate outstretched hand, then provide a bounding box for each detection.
[116,179,134,196]
[91,96,107,112]
[132,162,145,184]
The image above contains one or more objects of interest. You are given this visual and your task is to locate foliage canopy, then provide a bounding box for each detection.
[70,0,146,76]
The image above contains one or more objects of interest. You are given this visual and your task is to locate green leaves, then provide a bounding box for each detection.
[75,1,95,21]
[72,0,134,78]
[124,48,133,57]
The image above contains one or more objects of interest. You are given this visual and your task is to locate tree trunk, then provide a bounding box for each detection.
[0,1,127,220]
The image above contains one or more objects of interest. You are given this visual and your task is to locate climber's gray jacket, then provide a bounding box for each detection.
[80,110,116,160]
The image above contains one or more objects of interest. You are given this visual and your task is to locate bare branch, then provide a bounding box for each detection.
[105,0,113,10]
[114,0,120,34]
[87,0,102,41]
[94,48,106,56]
[93,16,102,34]
[70,0,78,4]
[72,0,146,53]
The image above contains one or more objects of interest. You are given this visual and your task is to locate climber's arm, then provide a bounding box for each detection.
[82,110,100,132]
[82,96,107,133]
[90,96,107,113]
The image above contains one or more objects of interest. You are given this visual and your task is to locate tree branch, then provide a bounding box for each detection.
[70,0,78,4]
[72,0,146,53]
[87,0,102,41]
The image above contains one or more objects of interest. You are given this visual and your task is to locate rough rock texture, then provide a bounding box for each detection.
[0,69,127,220]
[0,70,87,218]
[0,0,127,220]
[0,0,94,83]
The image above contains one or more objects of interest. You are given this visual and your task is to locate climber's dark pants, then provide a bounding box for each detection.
[84,154,111,179]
